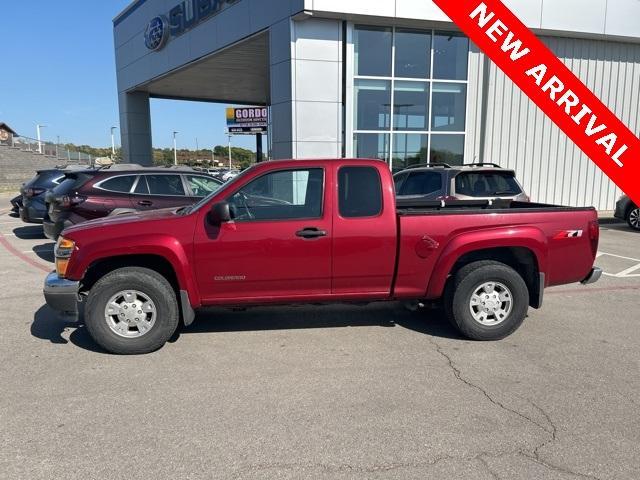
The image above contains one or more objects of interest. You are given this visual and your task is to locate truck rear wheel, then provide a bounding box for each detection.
[444,261,529,341]
[84,267,179,354]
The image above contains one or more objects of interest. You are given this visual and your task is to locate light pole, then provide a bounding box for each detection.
[110,126,118,159]
[56,135,60,160]
[36,124,46,154]
[173,131,179,166]
[227,133,232,170]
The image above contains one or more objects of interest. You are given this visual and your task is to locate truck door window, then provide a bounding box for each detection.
[228,168,323,221]
[338,166,382,218]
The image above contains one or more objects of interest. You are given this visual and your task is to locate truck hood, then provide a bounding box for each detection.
[63,207,184,234]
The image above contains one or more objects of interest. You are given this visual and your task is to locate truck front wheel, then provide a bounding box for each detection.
[445,261,529,341]
[84,267,179,354]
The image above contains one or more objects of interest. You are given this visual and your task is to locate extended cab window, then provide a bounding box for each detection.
[98,175,136,193]
[229,169,323,221]
[145,175,185,196]
[455,172,522,197]
[339,166,382,218]
[398,171,443,197]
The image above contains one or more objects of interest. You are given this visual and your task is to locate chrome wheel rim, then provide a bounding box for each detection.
[104,290,156,338]
[469,281,513,326]
[629,208,640,229]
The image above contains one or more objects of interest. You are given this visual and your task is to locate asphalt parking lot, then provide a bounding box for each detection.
[0,195,638,480]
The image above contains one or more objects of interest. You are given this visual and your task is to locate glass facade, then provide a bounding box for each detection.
[353,26,469,171]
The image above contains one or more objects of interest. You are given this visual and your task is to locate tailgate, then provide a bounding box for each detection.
[545,209,599,287]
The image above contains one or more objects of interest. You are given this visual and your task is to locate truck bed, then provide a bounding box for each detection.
[393,199,599,301]
[397,199,596,215]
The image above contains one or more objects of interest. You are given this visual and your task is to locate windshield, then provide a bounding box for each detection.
[182,166,256,215]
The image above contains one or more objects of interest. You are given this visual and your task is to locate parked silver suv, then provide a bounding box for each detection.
[394,163,530,203]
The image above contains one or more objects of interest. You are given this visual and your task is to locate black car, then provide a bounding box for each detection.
[9,195,22,217]
[614,195,639,231]
[18,169,73,224]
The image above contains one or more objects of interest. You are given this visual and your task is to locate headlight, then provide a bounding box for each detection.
[55,237,75,278]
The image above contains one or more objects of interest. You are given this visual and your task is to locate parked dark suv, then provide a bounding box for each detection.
[19,167,86,224]
[614,194,639,231]
[43,167,222,239]
[394,163,529,203]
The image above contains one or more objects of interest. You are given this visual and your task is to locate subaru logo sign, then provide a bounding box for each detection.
[145,0,240,51]
[144,16,169,51]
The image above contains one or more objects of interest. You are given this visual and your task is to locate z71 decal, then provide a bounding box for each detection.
[554,230,584,239]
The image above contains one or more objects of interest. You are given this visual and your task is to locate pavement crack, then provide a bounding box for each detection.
[519,451,604,480]
[229,450,528,478]
[427,337,550,433]
[477,455,502,480]
[427,338,604,480]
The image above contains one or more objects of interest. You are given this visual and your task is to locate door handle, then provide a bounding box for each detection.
[295,227,327,239]
[137,200,153,206]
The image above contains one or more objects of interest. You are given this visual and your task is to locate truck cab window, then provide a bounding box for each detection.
[228,169,324,221]
[338,166,382,218]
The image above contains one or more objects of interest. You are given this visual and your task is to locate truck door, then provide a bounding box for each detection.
[332,165,398,298]
[193,166,332,303]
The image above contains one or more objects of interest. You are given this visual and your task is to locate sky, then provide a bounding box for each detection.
[0,1,255,151]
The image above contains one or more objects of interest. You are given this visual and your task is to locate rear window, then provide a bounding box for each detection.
[338,166,382,218]
[455,172,522,197]
[398,171,444,197]
[26,170,64,188]
[52,173,94,195]
[98,175,137,193]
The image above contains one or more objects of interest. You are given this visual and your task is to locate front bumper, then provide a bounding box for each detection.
[581,267,603,285]
[43,272,80,317]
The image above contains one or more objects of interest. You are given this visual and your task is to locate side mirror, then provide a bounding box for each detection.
[208,201,232,225]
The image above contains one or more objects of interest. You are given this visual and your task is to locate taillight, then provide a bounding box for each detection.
[588,220,599,257]
[59,195,87,208]
[25,187,46,198]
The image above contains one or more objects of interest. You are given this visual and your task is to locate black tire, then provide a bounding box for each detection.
[84,267,179,354]
[444,260,529,341]
[626,205,640,231]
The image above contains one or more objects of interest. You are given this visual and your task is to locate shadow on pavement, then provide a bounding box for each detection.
[13,225,46,240]
[32,243,55,263]
[32,302,463,354]
[601,224,639,234]
[31,305,106,354]
[172,303,464,343]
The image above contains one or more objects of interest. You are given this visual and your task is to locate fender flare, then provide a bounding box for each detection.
[425,226,548,299]
[69,234,201,307]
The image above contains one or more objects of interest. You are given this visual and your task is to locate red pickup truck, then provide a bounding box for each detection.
[43,159,601,354]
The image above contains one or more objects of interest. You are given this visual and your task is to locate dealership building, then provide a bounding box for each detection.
[114,0,640,210]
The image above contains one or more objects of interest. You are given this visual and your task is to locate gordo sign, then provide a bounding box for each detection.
[431,0,640,206]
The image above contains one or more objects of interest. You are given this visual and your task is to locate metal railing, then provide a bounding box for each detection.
[0,134,95,165]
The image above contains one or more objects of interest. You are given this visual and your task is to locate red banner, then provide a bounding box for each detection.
[431,0,640,207]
